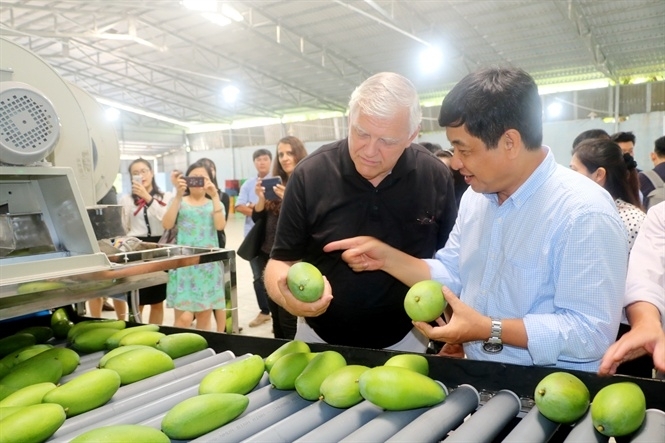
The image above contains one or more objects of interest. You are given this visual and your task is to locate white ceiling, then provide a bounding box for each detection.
[2,0,664,128]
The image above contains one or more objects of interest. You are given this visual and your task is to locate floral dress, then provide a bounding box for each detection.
[166,200,225,311]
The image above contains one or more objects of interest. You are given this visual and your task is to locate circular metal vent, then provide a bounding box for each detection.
[0,81,61,165]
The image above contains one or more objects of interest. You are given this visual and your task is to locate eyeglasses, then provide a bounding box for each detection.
[130,169,151,175]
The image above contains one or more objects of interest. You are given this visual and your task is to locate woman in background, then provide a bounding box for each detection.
[163,160,226,331]
[570,138,645,250]
[119,158,172,324]
[253,136,308,339]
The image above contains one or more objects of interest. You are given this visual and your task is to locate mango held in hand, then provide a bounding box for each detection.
[403,280,445,322]
[534,372,589,424]
[161,393,249,440]
[359,366,446,410]
[591,382,646,437]
[287,262,324,302]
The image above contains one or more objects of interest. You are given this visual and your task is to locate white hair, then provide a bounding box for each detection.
[348,72,422,135]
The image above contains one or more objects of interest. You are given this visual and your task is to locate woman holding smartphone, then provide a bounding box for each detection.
[119,158,173,324]
[252,136,308,339]
[162,160,226,331]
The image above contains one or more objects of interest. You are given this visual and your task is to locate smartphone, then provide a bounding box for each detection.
[262,177,282,200]
[184,176,204,188]
[132,175,142,183]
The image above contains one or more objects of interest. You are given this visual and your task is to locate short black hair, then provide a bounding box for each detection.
[572,129,610,149]
[655,135,665,157]
[438,67,543,150]
[610,131,636,144]
[253,148,272,160]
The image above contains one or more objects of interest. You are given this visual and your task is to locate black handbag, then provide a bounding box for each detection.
[237,217,265,261]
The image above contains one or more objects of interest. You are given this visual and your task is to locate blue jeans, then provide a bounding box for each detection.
[250,256,270,315]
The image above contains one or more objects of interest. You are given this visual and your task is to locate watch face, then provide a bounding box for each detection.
[483,342,503,354]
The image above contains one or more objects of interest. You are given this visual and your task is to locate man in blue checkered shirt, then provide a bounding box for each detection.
[326,67,626,372]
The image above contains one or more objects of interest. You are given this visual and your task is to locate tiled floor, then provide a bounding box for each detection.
[96,213,274,339]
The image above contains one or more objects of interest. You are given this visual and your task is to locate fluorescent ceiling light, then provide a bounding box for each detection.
[202,12,231,27]
[221,4,244,22]
[183,0,217,13]
[222,85,240,103]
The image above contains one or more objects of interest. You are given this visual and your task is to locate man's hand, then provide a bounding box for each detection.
[598,302,665,376]
[414,286,490,345]
[275,274,333,317]
[324,236,390,272]
[437,343,465,358]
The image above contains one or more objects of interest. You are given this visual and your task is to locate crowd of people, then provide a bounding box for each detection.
[95,67,664,378]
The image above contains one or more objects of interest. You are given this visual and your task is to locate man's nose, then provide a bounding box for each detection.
[451,156,463,171]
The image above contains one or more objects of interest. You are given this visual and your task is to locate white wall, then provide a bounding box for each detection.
[157,111,665,190]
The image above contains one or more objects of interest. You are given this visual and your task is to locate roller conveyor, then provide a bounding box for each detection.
[2,320,664,443]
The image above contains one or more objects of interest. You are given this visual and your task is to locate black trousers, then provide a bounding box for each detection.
[256,252,297,340]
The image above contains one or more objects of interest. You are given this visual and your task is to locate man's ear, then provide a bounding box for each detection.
[503,129,523,159]
[407,125,421,146]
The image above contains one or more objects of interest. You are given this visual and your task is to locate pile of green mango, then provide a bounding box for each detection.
[534,371,647,437]
[264,340,446,410]
[0,308,214,443]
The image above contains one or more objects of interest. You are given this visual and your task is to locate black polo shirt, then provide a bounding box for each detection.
[271,138,457,348]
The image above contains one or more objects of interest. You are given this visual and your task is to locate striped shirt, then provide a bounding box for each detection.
[427,147,627,372]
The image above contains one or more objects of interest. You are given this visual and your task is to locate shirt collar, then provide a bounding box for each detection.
[485,146,556,208]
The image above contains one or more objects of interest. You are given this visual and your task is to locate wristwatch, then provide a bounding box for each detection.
[483,318,503,353]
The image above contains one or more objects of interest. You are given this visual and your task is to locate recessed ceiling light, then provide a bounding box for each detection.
[547,102,563,118]
[419,47,443,74]
[222,85,240,104]
[105,107,120,121]
[182,0,217,13]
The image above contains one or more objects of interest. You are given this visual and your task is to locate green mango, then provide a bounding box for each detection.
[161,393,249,440]
[52,320,74,340]
[156,332,208,359]
[0,386,18,402]
[22,347,80,376]
[43,369,121,417]
[269,352,318,390]
[0,406,23,421]
[0,403,66,443]
[14,344,54,364]
[98,345,152,368]
[199,354,265,395]
[286,262,325,302]
[534,372,589,424]
[17,326,54,344]
[0,382,56,407]
[0,344,52,368]
[384,354,429,376]
[50,307,70,326]
[591,382,646,437]
[358,366,445,410]
[118,331,166,348]
[0,356,62,391]
[105,325,160,350]
[71,328,122,354]
[404,280,445,322]
[295,350,347,401]
[102,347,174,385]
[0,362,11,381]
[0,333,36,359]
[67,320,126,341]
[71,425,170,443]
[264,340,311,373]
[319,365,370,408]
